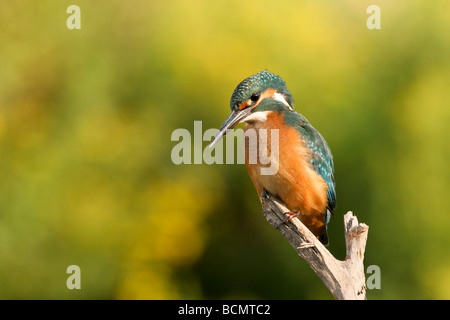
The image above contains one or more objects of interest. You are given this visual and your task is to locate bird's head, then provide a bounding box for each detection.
[210,70,293,147]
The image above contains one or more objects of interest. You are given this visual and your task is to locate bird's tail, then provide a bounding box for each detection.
[319,229,329,246]
[319,209,332,246]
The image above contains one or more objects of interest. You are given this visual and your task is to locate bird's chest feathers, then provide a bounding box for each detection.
[244,111,282,177]
[244,111,328,215]
[244,111,293,192]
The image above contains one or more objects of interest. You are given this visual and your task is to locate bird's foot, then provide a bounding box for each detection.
[283,211,300,223]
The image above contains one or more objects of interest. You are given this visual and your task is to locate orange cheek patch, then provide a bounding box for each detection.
[239,101,250,110]
[239,89,278,111]
[260,88,277,100]
[251,89,277,109]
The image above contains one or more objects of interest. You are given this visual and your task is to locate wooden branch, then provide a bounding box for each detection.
[261,190,369,300]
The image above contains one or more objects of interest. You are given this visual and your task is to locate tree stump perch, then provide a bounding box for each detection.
[261,189,369,300]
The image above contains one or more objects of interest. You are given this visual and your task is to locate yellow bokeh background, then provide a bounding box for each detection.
[0,0,449,299]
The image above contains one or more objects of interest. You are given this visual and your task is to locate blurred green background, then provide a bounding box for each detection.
[0,0,449,299]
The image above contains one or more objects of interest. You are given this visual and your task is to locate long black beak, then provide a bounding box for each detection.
[209,108,252,148]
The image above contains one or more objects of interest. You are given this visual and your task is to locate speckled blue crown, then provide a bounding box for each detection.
[230,70,293,110]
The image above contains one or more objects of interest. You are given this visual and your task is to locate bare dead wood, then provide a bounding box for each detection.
[261,190,369,300]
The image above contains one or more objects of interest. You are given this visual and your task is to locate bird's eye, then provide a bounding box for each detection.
[250,92,260,102]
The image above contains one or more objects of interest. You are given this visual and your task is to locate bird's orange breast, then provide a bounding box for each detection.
[244,111,328,236]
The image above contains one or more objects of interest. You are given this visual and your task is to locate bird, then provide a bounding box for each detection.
[210,70,336,245]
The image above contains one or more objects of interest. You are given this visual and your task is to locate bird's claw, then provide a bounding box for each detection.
[283,211,300,223]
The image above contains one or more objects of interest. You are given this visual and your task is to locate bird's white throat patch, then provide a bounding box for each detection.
[241,110,272,123]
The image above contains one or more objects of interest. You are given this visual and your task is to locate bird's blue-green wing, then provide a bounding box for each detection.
[290,112,336,215]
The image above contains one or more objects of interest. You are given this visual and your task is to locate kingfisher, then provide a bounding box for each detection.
[210,70,336,245]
